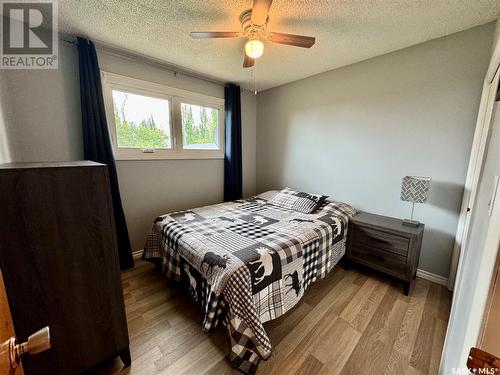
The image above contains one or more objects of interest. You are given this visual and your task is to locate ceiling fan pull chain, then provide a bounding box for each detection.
[253,65,257,95]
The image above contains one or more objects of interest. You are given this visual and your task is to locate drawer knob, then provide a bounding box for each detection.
[9,326,51,368]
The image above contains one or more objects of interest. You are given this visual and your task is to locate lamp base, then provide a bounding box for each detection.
[402,219,420,227]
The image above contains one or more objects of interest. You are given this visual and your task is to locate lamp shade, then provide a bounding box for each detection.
[400,176,431,203]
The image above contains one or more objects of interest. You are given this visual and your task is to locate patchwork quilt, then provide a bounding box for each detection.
[142,191,356,374]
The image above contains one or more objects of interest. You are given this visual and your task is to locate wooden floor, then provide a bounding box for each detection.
[92,260,452,375]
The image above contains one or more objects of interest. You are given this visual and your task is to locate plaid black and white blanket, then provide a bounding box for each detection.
[143,191,356,374]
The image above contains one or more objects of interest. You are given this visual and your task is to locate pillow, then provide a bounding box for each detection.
[268,187,327,213]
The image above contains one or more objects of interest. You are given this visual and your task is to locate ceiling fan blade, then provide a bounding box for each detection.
[268,32,315,48]
[251,0,273,26]
[190,32,241,39]
[243,54,255,68]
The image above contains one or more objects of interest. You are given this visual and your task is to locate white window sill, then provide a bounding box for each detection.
[114,150,225,161]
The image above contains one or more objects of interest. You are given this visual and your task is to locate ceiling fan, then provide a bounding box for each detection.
[190,0,316,68]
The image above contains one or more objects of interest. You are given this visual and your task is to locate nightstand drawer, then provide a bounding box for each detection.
[352,225,409,256]
[350,244,407,275]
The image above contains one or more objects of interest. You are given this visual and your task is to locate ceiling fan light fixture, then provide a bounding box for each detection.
[191,0,316,69]
[245,39,264,59]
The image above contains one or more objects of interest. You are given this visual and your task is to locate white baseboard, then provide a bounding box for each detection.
[416,268,448,286]
[132,250,143,260]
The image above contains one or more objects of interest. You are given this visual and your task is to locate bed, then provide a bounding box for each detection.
[143,190,356,374]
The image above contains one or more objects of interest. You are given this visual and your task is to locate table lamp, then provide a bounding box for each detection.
[400,176,431,227]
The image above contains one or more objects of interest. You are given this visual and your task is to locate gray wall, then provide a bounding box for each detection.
[0,71,13,163]
[256,23,495,278]
[98,51,257,251]
[2,24,495,275]
[2,36,257,252]
[1,39,82,162]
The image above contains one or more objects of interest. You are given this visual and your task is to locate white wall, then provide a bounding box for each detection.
[256,23,495,278]
[440,20,500,371]
[1,36,257,252]
[442,101,500,373]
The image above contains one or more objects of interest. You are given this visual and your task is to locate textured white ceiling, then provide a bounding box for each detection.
[55,0,500,91]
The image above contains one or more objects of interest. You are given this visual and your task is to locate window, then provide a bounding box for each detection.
[181,102,220,150]
[112,90,171,149]
[102,72,224,160]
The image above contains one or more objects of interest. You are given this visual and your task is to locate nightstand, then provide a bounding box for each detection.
[346,211,424,295]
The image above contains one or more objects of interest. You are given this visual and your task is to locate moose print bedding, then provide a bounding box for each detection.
[142,190,356,374]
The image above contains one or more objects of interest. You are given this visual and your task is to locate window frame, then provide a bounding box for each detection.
[101,71,225,160]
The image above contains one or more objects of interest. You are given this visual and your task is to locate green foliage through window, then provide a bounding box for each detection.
[181,103,219,147]
[114,110,170,148]
[113,92,170,149]
[111,91,220,151]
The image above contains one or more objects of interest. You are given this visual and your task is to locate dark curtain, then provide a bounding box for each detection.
[77,37,134,270]
[224,84,243,201]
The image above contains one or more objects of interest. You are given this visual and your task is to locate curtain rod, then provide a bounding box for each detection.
[60,36,227,88]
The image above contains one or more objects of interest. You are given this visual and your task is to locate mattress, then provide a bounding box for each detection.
[143,191,356,374]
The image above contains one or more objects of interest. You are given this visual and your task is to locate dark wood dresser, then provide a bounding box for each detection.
[346,212,424,295]
[0,161,130,374]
